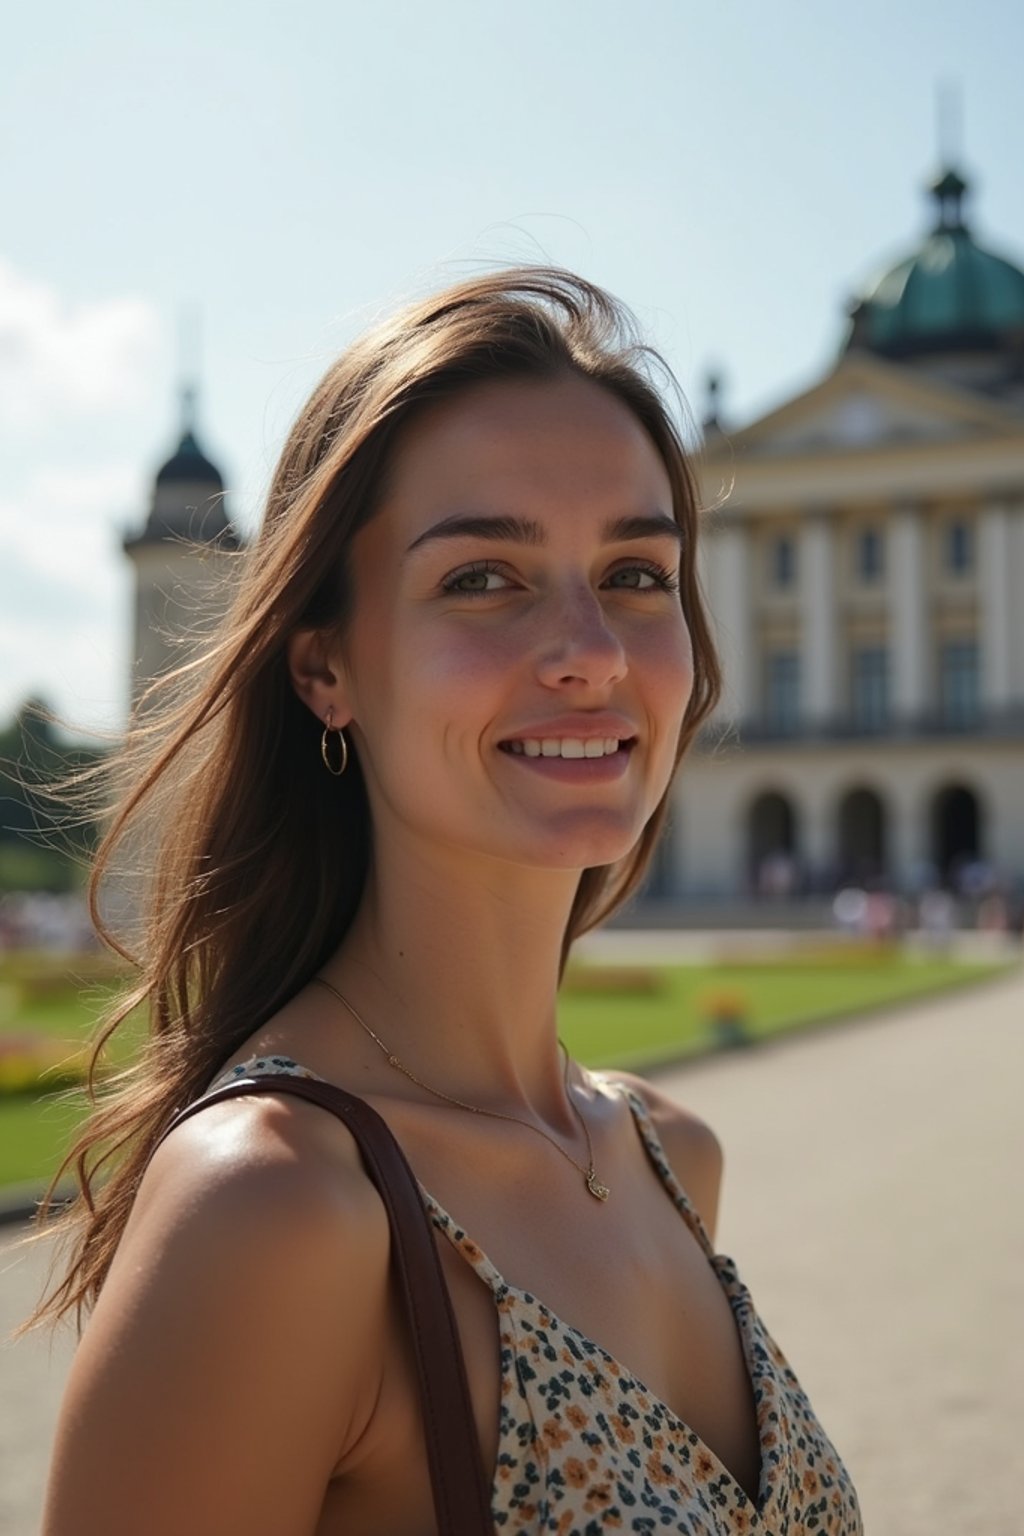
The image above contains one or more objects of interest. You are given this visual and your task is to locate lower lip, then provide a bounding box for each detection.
[497,744,634,783]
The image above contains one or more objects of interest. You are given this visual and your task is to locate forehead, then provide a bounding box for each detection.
[379,373,672,533]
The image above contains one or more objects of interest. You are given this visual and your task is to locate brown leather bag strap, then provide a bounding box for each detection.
[155,1074,493,1534]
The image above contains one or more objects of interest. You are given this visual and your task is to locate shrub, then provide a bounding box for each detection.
[561,965,664,995]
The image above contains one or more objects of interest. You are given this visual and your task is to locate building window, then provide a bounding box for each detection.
[851,646,888,730]
[765,652,800,733]
[857,528,884,582]
[940,640,979,727]
[946,520,973,575]
[772,536,795,587]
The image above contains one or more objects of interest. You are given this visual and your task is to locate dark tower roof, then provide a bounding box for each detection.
[155,427,224,489]
[125,386,240,553]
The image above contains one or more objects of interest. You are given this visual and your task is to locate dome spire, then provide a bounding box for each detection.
[702,367,725,434]
[930,79,969,233]
[180,380,198,437]
[936,78,963,168]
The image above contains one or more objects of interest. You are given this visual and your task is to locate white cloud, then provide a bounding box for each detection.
[0,257,164,440]
[1,463,142,589]
[0,258,168,732]
[0,464,135,733]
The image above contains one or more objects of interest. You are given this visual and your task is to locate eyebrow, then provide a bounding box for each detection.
[405,511,685,555]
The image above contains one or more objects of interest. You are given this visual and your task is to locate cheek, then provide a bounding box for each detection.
[636,613,694,707]
[355,614,519,750]
[402,617,524,701]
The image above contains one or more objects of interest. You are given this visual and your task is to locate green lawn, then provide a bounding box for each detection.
[558,952,1011,1069]
[0,950,1015,1191]
[0,1093,87,1195]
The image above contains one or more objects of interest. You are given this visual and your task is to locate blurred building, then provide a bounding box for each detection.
[665,163,1024,906]
[122,164,1024,914]
[123,386,241,712]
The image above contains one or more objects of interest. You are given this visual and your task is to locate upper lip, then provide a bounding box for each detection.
[498,715,638,742]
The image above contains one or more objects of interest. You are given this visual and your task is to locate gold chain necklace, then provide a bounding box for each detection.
[312,974,610,1201]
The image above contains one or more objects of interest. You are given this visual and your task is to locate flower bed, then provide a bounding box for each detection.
[0,1032,91,1096]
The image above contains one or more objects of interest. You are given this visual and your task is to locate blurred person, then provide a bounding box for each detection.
[20,269,862,1535]
[918,887,956,950]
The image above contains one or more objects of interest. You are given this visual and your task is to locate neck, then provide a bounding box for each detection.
[318,831,586,1126]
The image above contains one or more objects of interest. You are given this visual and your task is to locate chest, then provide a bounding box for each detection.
[440,1204,763,1498]
[318,1126,763,1533]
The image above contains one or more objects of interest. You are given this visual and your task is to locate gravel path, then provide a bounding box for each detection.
[653,961,1023,1535]
[2,961,1020,1534]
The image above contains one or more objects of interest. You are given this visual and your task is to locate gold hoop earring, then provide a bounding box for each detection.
[320,710,349,776]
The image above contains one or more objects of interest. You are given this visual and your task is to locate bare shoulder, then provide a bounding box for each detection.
[599,1068,725,1245]
[123,1088,391,1308]
[43,1090,391,1536]
[142,1084,377,1217]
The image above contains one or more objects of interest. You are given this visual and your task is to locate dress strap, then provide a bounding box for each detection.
[419,1191,509,1296]
[205,1054,327,1093]
[610,1081,719,1262]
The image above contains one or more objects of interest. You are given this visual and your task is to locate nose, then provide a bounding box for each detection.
[534,584,628,692]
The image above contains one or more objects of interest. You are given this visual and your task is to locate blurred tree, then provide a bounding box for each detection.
[0,698,109,892]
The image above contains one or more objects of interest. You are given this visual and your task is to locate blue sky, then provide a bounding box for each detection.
[3,0,1022,734]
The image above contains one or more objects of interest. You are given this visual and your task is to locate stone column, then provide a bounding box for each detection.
[889,770,933,892]
[799,509,838,727]
[1011,505,1024,705]
[708,515,754,723]
[979,500,1013,712]
[800,793,835,895]
[890,502,929,723]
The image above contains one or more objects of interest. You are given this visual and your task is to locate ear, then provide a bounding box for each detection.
[286,628,353,727]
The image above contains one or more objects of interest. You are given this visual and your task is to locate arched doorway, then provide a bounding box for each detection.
[748,791,799,897]
[837,786,887,884]
[930,783,982,886]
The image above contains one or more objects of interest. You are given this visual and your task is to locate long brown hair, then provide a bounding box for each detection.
[14,265,722,1338]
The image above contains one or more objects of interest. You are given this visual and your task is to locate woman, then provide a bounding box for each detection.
[27,268,862,1533]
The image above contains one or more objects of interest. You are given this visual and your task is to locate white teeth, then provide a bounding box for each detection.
[505,737,624,759]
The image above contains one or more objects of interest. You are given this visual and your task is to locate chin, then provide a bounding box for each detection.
[517,812,649,872]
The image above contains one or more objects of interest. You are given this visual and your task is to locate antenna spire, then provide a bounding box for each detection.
[177,303,203,437]
[936,78,963,168]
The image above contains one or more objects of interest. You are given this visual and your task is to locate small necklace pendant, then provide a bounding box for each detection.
[586,1168,610,1201]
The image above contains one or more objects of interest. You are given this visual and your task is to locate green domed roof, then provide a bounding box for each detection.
[843,168,1024,358]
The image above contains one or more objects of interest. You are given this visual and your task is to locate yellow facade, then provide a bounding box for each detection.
[669,352,1024,905]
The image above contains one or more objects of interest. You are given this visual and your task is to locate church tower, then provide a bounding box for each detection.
[123,387,242,712]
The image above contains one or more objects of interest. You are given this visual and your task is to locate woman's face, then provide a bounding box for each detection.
[334,372,694,874]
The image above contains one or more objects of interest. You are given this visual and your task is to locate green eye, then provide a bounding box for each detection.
[606,563,679,592]
[442,561,511,596]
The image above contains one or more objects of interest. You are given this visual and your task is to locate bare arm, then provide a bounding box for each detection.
[42,1096,390,1536]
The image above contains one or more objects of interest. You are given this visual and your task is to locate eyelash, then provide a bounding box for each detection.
[441,559,681,598]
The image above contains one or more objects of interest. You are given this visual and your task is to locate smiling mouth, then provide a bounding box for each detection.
[498,737,635,760]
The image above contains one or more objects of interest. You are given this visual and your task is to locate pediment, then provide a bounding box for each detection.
[707,354,1024,460]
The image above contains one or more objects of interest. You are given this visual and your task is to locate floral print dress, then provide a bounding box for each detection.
[207,1056,863,1534]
